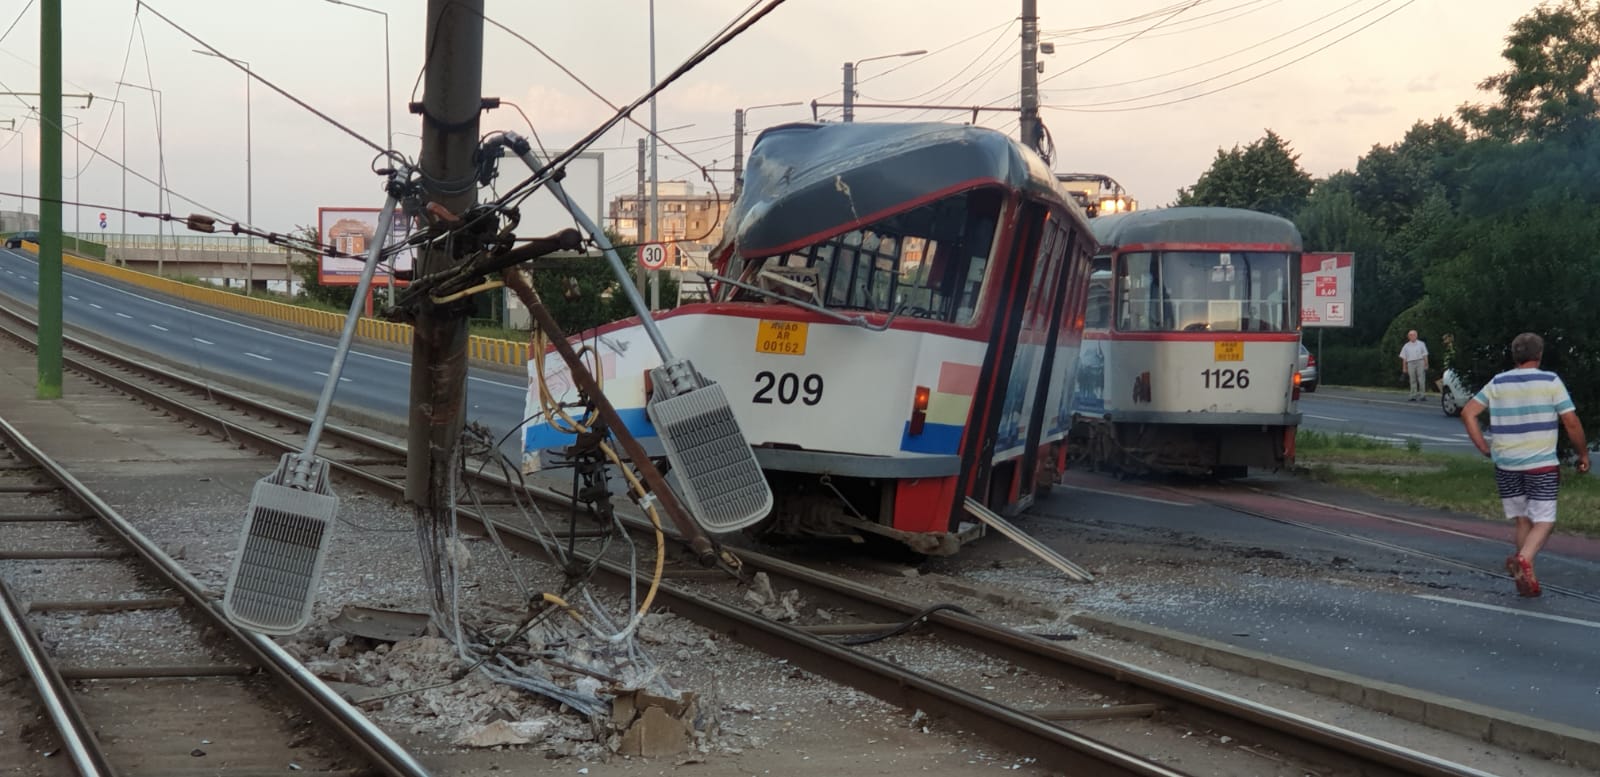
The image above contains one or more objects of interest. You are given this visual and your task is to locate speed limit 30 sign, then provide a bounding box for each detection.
[639,242,667,270]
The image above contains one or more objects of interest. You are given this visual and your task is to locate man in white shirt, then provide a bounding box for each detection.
[1399,330,1429,401]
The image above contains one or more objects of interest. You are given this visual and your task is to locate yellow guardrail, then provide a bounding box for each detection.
[18,241,529,369]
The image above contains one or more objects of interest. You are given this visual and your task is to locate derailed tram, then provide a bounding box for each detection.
[1068,207,1304,475]
[525,122,1096,554]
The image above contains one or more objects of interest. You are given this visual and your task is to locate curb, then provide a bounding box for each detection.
[1069,612,1600,771]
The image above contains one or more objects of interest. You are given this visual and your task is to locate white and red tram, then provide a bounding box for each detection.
[1069,206,1304,475]
[525,122,1096,554]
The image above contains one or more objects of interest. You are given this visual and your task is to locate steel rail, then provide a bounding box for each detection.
[0,304,1495,777]
[0,411,433,777]
[0,572,114,777]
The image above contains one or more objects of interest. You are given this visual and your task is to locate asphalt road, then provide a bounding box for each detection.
[1299,385,1477,452]
[0,248,533,461]
[1037,475,1600,733]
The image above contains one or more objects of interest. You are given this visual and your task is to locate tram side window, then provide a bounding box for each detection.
[1084,257,1112,329]
[1116,252,1160,331]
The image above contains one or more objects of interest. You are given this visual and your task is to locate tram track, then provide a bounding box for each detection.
[0,301,1497,776]
[0,407,431,775]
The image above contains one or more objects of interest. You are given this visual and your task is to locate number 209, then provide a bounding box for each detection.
[1202,368,1250,389]
[754,371,823,405]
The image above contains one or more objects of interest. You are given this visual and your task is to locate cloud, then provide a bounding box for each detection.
[1335,101,1394,118]
[1407,73,1441,93]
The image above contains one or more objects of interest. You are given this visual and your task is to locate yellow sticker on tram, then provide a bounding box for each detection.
[1214,341,1244,362]
[755,320,808,356]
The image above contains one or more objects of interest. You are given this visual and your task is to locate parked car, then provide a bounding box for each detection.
[1439,367,1473,417]
[1297,343,1318,392]
[4,230,39,249]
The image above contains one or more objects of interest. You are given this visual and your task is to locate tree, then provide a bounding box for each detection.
[1459,0,1600,142]
[286,225,356,309]
[1175,130,1314,217]
[526,230,680,335]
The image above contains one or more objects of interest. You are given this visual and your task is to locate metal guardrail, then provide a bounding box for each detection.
[68,232,277,252]
[21,241,531,369]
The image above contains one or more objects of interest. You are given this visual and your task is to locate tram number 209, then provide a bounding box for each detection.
[754,371,824,406]
[1201,368,1250,389]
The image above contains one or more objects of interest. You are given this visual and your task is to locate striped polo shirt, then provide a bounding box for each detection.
[1474,367,1575,471]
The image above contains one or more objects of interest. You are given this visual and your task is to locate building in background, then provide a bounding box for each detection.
[608,181,732,274]
[0,210,39,233]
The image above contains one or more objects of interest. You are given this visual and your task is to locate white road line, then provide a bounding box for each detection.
[1304,413,1346,422]
[313,370,352,383]
[115,312,133,319]
[245,352,272,361]
[193,337,215,345]
[1063,485,1194,507]
[1414,594,1600,630]
[150,324,169,332]
[68,295,78,301]
[89,303,103,310]
[0,253,523,390]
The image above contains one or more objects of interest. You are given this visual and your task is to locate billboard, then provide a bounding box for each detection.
[1300,252,1354,329]
[317,207,416,286]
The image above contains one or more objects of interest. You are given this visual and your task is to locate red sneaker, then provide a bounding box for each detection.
[1518,556,1542,597]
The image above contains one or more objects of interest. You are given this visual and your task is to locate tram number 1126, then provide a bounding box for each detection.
[754,371,824,405]
[1201,368,1251,389]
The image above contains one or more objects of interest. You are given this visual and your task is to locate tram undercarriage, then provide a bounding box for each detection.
[742,471,983,556]
[1068,416,1294,477]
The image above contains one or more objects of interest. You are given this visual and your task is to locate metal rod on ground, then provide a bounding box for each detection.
[500,269,716,563]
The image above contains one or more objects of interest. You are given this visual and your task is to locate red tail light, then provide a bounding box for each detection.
[910,385,931,436]
[1307,353,1317,366]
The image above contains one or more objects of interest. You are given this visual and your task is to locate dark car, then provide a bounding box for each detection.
[4,230,39,249]
[1297,343,1318,392]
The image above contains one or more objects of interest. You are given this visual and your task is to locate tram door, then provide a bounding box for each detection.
[1015,216,1076,502]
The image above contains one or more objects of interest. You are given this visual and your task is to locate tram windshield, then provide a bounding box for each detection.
[1115,250,1295,332]
[726,188,1002,324]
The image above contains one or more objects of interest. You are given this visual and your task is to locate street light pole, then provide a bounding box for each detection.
[116,80,165,276]
[0,120,19,227]
[193,50,253,294]
[733,101,801,198]
[57,114,80,234]
[325,0,394,304]
[842,49,926,123]
[648,0,660,311]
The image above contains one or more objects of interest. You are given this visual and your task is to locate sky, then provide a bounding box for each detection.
[0,0,1541,240]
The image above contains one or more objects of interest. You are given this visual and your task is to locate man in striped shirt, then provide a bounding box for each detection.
[1461,333,1589,597]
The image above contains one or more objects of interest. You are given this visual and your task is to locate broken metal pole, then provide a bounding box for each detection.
[500,269,717,564]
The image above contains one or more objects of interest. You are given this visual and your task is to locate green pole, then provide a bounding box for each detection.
[37,0,61,398]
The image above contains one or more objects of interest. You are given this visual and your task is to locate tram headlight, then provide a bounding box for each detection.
[910,385,931,436]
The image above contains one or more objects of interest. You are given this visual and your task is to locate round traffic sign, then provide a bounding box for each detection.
[639,242,667,270]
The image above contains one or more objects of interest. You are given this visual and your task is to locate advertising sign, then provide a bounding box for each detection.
[1300,252,1354,329]
[317,207,416,286]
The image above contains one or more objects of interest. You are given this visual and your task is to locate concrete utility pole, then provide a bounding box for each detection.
[406,0,483,511]
[1019,0,1042,154]
[37,0,62,399]
[841,63,855,123]
[647,0,660,311]
[732,109,745,195]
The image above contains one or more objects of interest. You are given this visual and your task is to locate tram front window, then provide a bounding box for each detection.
[729,189,1002,325]
[1116,251,1294,332]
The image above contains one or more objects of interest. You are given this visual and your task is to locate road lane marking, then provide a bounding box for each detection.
[68,295,78,301]
[193,337,214,345]
[90,303,103,309]
[115,312,133,319]
[150,324,168,332]
[245,352,272,361]
[2,254,523,390]
[313,370,352,384]
[1414,594,1600,629]
[1063,485,1193,507]
[1304,413,1346,422]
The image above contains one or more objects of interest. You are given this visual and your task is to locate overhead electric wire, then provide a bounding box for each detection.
[0,0,33,47]
[1043,0,1277,43]
[1045,0,1418,112]
[854,17,1017,92]
[1042,0,1368,94]
[1042,0,1213,34]
[858,20,1017,105]
[485,0,791,239]
[138,1,390,157]
[1034,0,1205,93]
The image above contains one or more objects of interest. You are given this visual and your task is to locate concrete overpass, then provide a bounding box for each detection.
[74,233,297,287]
